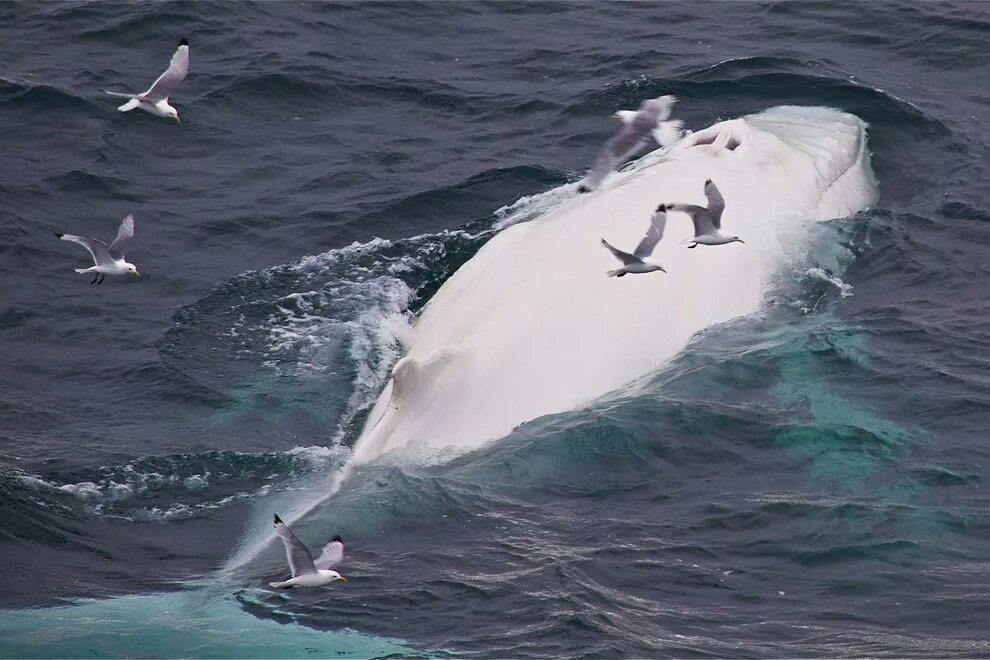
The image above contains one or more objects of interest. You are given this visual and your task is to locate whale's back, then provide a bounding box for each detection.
[351,106,878,465]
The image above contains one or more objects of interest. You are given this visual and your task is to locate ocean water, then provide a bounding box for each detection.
[1,1,987,657]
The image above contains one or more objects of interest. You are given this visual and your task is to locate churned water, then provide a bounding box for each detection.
[1,2,987,657]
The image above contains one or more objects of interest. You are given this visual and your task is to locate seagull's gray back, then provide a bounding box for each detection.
[669,204,717,237]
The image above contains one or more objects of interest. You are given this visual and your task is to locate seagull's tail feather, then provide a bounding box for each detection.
[653,120,685,148]
[74,268,93,274]
[269,581,294,589]
[116,98,141,112]
[607,268,626,278]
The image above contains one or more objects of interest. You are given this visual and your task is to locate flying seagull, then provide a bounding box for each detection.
[579,95,684,193]
[270,513,347,589]
[54,214,139,284]
[103,38,189,123]
[600,204,669,277]
[666,179,745,248]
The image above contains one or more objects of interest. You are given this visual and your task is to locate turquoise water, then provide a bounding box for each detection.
[1,1,987,656]
[0,587,410,659]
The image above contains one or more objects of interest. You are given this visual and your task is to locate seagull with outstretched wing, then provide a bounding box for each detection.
[103,38,189,123]
[600,205,669,277]
[269,514,347,589]
[54,214,140,284]
[579,95,684,192]
[665,179,745,248]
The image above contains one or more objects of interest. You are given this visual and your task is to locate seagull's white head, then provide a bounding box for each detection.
[611,110,637,125]
[125,262,140,276]
[325,570,347,582]
[159,101,180,123]
[648,261,667,273]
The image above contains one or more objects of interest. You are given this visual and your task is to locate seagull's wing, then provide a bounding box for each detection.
[583,109,668,190]
[108,214,134,259]
[600,238,640,265]
[57,233,112,266]
[648,95,678,122]
[314,539,344,570]
[102,89,140,99]
[633,206,667,258]
[704,181,726,228]
[144,40,189,100]
[667,203,716,237]
[652,119,684,147]
[608,122,653,166]
[273,514,317,577]
[583,144,620,190]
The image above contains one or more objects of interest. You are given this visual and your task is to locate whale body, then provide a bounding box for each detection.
[350,106,879,465]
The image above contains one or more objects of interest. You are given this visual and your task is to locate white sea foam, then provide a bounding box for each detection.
[805,266,855,298]
[491,184,581,230]
[15,445,347,521]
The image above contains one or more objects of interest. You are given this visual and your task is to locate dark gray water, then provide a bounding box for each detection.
[1,1,987,657]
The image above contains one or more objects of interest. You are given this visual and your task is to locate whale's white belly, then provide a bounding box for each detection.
[350,105,878,465]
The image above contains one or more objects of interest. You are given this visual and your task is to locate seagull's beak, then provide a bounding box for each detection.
[132,271,141,276]
[659,266,668,273]
[337,576,347,581]
[609,113,620,121]
[737,239,746,244]
[175,116,181,125]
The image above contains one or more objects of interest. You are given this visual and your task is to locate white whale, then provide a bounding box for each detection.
[349,105,878,465]
[220,105,879,575]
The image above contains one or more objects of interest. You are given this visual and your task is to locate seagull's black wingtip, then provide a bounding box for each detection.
[273,513,283,524]
[179,37,189,46]
[656,204,666,212]
[577,185,591,194]
[332,535,343,543]
[54,232,63,238]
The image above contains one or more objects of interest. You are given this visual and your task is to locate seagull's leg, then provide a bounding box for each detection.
[98,273,105,285]
[90,273,99,284]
